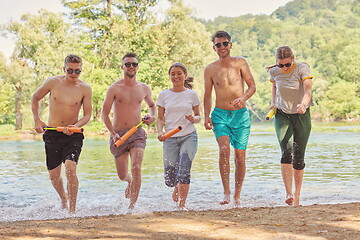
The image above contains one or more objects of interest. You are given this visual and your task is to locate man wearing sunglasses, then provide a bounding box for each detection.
[31,54,92,215]
[102,52,156,210]
[204,31,256,207]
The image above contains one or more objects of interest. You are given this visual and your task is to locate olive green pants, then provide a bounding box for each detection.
[274,108,311,170]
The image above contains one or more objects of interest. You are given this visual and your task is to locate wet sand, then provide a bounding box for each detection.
[1,202,359,240]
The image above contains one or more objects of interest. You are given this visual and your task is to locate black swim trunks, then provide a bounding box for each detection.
[43,130,84,170]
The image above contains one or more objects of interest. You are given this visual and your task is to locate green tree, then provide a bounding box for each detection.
[162,0,213,87]
[1,60,34,129]
[2,10,81,128]
[321,81,360,120]
[62,0,169,120]
[337,44,360,83]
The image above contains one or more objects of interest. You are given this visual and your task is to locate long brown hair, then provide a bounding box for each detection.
[168,62,194,89]
[266,46,294,71]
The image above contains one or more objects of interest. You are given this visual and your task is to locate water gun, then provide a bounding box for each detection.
[163,126,182,140]
[43,127,84,133]
[113,117,149,148]
[265,108,276,121]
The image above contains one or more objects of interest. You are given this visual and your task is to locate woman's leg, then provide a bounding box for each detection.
[292,109,312,206]
[177,132,198,209]
[275,110,294,204]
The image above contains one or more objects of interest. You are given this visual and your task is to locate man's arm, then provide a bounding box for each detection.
[241,59,256,101]
[74,84,92,128]
[203,65,213,130]
[101,86,116,136]
[233,58,256,109]
[31,78,52,133]
[143,84,156,126]
[156,106,166,141]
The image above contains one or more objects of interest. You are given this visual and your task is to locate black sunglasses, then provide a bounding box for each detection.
[278,63,292,68]
[214,41,230,48]
[124,62,139,68]
[66,69,81,74]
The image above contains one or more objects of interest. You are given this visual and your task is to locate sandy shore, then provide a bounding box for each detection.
[0,202,359,240]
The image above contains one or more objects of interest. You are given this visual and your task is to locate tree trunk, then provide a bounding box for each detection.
[247,104,263,122]
[15,87,22,130]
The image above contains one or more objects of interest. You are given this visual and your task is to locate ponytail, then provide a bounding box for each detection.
[184,76,194,89]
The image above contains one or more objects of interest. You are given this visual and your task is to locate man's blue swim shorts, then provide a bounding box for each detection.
[211,107,251,150]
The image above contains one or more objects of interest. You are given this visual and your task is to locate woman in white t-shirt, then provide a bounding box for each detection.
[156,62,201,211]
[267,46,313,207]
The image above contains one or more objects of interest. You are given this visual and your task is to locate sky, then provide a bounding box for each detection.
[0,0,292,60]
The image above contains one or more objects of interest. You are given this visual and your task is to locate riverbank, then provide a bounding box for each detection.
[1,121,360,141]
[0,202,359,240]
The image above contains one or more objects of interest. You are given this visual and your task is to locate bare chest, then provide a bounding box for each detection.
[114,85,146,106]
[50,85,83,106]
[213,68,242,88]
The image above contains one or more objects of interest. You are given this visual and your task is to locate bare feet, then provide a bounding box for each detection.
[234,198,241,208]
[128,202,135,210]
[285,194,294,205]
[125,181,131,199]
[172,186,179,202]
[69,209,76,215]
[293,195,300,206]
[178,207,188,212]
[61,195,68,210]
[220,194,231,205]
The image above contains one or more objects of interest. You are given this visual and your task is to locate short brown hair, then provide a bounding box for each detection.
[64,54,82,67]
[122,52,138,61]
[211,31,231,43]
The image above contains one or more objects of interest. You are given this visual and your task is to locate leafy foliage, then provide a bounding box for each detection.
[0,0,359,129]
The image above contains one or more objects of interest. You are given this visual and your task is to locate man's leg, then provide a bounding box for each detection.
[65,160,78,214]
[217,135,231,205]
[128,148,144,209]
[48,164,68,210]
[115,152,132,199]
[234,149,246,207]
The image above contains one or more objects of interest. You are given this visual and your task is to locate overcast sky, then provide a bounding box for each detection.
[0,0,292,60]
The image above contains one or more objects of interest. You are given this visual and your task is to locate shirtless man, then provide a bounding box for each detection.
[31,54,92,214]
[204,31,256,207]
[101,52,156,210]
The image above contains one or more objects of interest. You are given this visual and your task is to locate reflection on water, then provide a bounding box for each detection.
[0,126,359,221]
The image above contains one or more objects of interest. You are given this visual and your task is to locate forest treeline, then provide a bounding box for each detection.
[0,0,359,130]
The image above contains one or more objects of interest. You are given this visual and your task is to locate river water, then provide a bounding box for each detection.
[1,124,359,221]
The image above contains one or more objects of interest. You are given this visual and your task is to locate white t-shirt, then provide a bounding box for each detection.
[157,88,200,137]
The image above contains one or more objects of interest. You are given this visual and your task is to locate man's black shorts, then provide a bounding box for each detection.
[43,130,84,170]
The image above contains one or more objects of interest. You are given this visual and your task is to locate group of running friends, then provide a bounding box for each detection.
[31,30,313,214]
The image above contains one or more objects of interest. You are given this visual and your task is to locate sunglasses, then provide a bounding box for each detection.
[66,69,81,74]
[124,62,139,68]
[278,63,292,68]
[214,41,230,48]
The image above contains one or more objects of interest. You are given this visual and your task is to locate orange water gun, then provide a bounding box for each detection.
[163,126,183,140]
[43,127,84,133]
[113,117,149,148]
